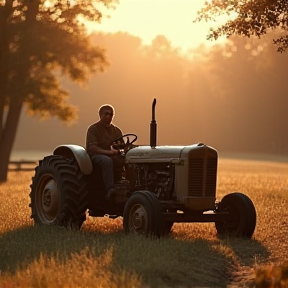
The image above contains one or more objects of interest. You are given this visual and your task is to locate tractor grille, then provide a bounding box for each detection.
[188,158,203,196]
[188,150,217,197]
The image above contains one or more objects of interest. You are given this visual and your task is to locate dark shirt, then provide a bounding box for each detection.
[86,121,122,155]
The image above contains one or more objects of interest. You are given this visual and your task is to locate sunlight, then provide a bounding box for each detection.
[43,0,51,8]
[86,0,230,52]
[43,0,77,9]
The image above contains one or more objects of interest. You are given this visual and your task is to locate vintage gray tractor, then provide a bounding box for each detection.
[29,99,256,237]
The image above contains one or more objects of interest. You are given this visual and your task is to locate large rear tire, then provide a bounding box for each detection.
[29,155,89,229]
[215,192,256,238]
[123,190,163,237]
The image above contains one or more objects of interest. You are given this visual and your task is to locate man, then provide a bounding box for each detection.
[86,104,123,199]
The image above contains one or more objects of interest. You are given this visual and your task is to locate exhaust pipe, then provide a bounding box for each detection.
[150,98,157,148]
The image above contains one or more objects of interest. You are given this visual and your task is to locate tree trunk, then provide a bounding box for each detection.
[0,0,13,136]
[0,0,39,182]
[0,100,23,183]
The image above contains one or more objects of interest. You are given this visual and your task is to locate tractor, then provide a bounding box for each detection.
[29,99,256,237]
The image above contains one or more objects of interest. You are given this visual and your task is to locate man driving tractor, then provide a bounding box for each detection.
[86,104,124,200]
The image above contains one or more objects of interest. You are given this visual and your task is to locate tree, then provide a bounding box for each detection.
[195,0,288,53]
[0,0,117,182]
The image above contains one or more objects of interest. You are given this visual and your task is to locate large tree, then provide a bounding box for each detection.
[195,0,288,52]
[0,0,116,182]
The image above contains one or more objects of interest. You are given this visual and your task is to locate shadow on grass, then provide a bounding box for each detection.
[220,236,270,266]
[0,225,118,272]
[0,225,270,288]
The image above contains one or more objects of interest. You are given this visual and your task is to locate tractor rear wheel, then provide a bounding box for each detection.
[29,155,89,229]
[215,192,256,238]
[123,190,163,237]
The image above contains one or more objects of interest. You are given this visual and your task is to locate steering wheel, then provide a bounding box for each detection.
[112,133,138,154]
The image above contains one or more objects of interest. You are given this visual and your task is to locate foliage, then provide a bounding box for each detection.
[195,0,288,52]
[0,0,117,182]
[255,263,288,288]
[0,0,115,120]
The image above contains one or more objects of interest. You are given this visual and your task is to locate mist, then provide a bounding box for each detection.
[13,31,288,156]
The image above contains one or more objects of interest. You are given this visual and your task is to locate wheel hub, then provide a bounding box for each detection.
[131,206,147,232]
[43,188,52,207]
[39,178,59,222]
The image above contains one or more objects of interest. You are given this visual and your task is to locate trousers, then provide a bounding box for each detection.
[90,154,125,191]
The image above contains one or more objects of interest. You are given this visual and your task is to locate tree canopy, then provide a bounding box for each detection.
[0,0,117,182]
[195,0,288,52]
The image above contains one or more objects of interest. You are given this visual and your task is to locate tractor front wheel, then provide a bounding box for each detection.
[123,190,163,237]
[215,192,256,238]
[162,221,174,235]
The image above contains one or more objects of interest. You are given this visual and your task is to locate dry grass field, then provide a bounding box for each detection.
[0,157,288,288]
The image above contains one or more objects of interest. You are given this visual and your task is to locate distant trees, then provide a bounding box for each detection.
[195,0,288,52]
[0,0,116,182]
[12,31,288,156]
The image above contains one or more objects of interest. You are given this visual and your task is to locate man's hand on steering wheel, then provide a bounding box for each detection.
[111,133,138,155]
[110,147,119,156]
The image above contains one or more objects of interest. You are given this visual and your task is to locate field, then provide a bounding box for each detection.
[0,157,288,288]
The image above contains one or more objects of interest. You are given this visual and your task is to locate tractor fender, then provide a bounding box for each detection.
[53,144,93,175]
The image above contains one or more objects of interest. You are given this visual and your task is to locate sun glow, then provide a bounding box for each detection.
[87,0,229,52]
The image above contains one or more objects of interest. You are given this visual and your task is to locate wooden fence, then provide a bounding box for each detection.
[9,160,38,171]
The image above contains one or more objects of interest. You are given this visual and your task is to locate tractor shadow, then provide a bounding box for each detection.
[173,228,270,267]
[0,225,118,273]
[0,224,269,288]
[217,235,270,267]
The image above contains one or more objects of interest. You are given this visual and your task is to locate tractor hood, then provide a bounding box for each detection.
[126,143,211,164]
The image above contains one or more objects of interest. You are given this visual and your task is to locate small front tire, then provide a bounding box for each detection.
[123,190,163,237]
[215,192,256,238]
[162,221,174,235]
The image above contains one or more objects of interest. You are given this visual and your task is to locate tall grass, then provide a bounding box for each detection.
[0,158,288,287]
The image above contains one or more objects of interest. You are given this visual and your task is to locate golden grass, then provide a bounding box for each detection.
[0,158,288,287]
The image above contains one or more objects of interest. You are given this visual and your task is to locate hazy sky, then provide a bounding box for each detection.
[14,30,288,157]
[88,0,229,52]
[12,1,288,158]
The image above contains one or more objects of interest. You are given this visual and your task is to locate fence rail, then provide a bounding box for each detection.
[9,160,38,171]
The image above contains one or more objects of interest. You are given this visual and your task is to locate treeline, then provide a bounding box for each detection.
[14,31,288,155]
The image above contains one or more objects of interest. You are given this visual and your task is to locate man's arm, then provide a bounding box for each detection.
[87,142,118,156]
[86,125,118,156]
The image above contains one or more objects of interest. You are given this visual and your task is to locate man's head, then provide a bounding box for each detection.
[99,104,115,125]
